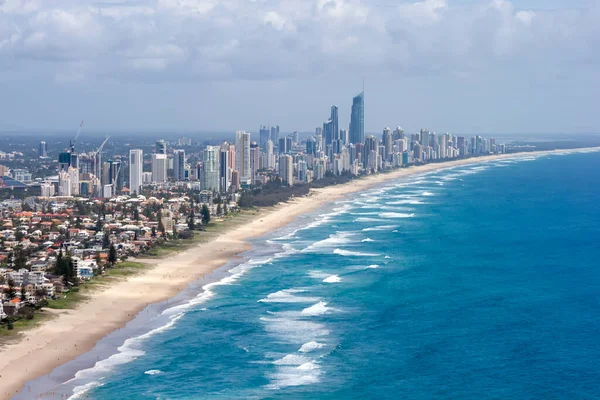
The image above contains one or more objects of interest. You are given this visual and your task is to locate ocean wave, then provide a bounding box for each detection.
[308,271,331,279]
[302,301,331,316]
[386,200,424,205]
[365,265,380,269]
[266,363,321,389]
[258,289,319,303]
[273,354,310,366]
[323,275,341,283]
[68,381,105,400]
[354,217,385,223]
[361,238,375,242]
[362,225,397,232]
[422,191,435,197]
[299,341,326,353]
[333,249,380,257]
[260,316,330,343]
[144,369,162,375]
[379,212,415,219]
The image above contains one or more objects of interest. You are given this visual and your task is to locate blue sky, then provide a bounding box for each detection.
[0,0,598,134]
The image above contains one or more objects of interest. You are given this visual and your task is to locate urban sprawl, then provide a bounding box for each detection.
[0,91,512,325]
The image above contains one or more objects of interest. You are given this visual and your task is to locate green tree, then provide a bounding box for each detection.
[20,284,27,302]
[54,250,64,276]
[103,233,110,249]
[188,206,195,231]
[133,207,140,221]
[108,244,117,266]
[13,247,27,270]
[96,218,103,232]
[201,204,211,225]
[5,278,17,300]
[216,203,222,216]
[151,226,157,238]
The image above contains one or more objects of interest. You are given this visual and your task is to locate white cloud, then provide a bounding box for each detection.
[0,0,596,83]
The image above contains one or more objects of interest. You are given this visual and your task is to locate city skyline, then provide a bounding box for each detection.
[0,0,598,134]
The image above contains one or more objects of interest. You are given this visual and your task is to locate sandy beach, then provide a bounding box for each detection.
[0,148,597,399]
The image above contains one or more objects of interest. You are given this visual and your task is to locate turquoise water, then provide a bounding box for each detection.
[35,150,600,399]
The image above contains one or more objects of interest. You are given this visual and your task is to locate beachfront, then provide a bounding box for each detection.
[1,148,598,399]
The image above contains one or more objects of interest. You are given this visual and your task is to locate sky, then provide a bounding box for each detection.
[0,0,598,135]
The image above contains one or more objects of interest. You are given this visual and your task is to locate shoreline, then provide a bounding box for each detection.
[1,148,598,399]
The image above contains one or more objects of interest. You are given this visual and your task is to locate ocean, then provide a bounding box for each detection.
[23,150,600,399]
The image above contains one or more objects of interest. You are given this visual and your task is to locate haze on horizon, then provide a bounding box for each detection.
[0,0,598,135]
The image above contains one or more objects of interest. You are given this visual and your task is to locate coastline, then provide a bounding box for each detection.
[1,148,597,399]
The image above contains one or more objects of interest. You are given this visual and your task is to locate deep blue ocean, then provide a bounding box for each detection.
[29,150,600,399]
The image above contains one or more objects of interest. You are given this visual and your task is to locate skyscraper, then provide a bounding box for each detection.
[324,120,334,147]
[330,105,339,142]
[235,131,251,181]
[259,126,270,150]
[156,140,167,155]
[270,126,280,147]
[39,141,48,158]
[382,128,392,161]
[129,149,143,195]
[201,146,220,192]
[173,150,186,181]
[152,154,167,183]
[279,154,293,186]
[349,91,365,144]
[219,147,230,192]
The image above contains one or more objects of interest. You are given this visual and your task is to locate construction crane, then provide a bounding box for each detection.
[93,134,110,182]
[70,120,84,152]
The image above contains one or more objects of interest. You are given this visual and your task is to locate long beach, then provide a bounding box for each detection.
[1,148,597,400]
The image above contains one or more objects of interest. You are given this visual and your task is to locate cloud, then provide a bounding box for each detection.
[0,0,597,84]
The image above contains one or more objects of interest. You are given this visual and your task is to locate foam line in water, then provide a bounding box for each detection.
[379,212,415,219]
[323,275,342,283]
[299,341,326,353]
[258,289,320,303]
[334,249,380,257]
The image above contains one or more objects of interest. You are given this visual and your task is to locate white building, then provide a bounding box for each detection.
[235,131,251,182]
[278,154,293,186]
[129,149,143,195]
[201,146,220,192]
[58,170,72,196]
[68,166,80,195]
[40,182,55,197]
[103,184,113,198]
[151,154,167,183]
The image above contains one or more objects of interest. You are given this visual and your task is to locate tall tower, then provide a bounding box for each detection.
[201,146,220,192]
[129,149,143,195]
[349,91,365,144]
[235,131,251,182]
[151,154,167,183]
[173,150,186,181]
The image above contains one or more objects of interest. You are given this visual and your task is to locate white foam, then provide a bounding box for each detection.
[68,382,104,400]
[260,316,329,343]
[303,231,356,252]
[333,249,379,257]
[354,217,384,223]
[302,301,330,316]
[273,354,310,366]
[259,289,319,303]
[365,264,380,269]
[361,238,375,242]
[144,369,162,375]
[422,191,435,197]
[387,200,424,205]
[379,212,414,219]
[299,341,326,353]
[323,275,341,283]
[308,271,331,279]
[362,225,397,232]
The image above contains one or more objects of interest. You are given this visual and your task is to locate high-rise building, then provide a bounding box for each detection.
[259,126,271,150]
[219,148,230,192]
[265,139,275,169]
[349,91,365,144]
[235,131,251,181]
[173,150,186,181]
[201,146,220,192]
[58,152,71,172]
[156,140,167,155]
[330,105,339,142]
[270,126,280,147]
[324,120,334,147]
[151,154,167,183]
[382,128,393,161]
[58,170,72,196]
[110,161,121,190]
[39,141,48,158]
[129,149,143,195]
[363,135,378,171]
[393,127,405,141]
[279,154,293,186]
[250,142,260,183]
